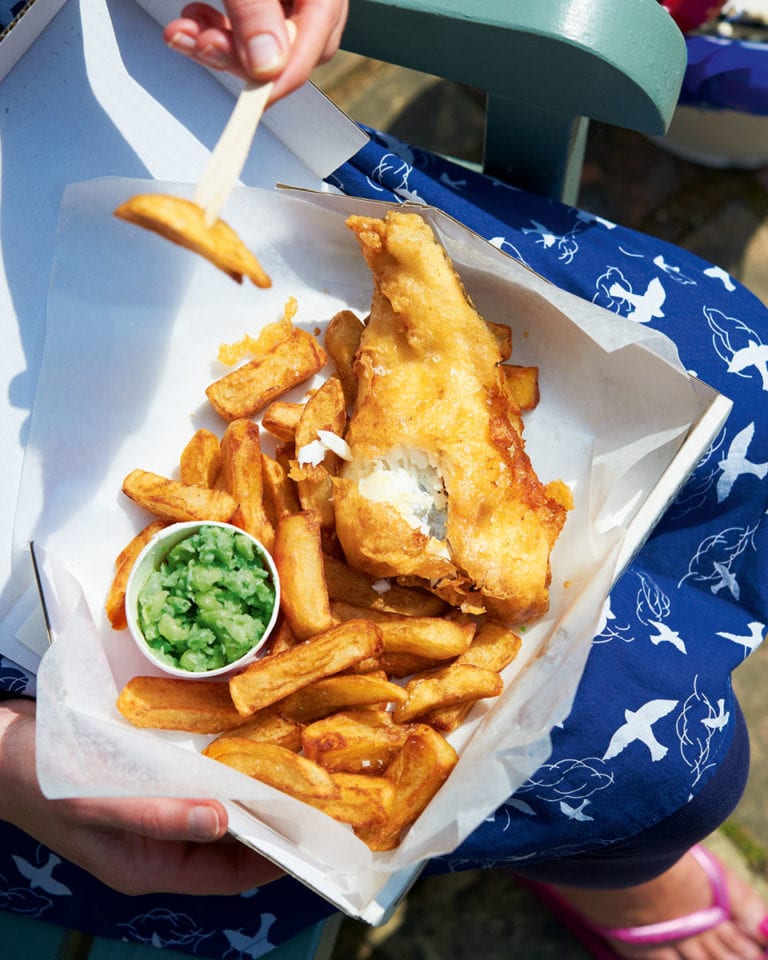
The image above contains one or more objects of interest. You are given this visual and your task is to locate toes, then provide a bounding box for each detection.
[716,920,767,960]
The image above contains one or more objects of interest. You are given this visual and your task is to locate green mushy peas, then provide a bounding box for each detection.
[137,525,276,672]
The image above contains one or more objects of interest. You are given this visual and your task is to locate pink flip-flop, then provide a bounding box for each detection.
[516,844,759,960]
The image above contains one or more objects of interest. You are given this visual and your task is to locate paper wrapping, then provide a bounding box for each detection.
[21,177,729,920]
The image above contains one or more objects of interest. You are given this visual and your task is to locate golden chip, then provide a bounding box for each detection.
[228,618,383,716]
[114,194,271,287]
[325,309,364,408]
[219,418,275,550]
[117,676,244,733]
[356,724,458,850]
[276,673,407,724]
[206,326,327,422]
[122,468,238,523]
[306,771,394,831]
[205,707,303,753]
[179,428,222,488]
[301,709,409,774]
[105,519,168,630]
[393,663,503,724]
[204,740,337,799]
[273,510,334,641]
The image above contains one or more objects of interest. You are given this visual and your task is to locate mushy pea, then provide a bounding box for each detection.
[137,525,276,672]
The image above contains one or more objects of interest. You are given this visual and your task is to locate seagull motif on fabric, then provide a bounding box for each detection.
[602,699,678,762]
[223,915,277,959]
[12,852,72,896]
[716,621,766,654]
[728,340,768,390]
[717,423,768,502]
[522,220,558,248]
[607,275,666,323]
[648,620,687,653]
[560,799,594,821]
[652,254,696,286]
[701,699,730,731]
[704,264,736,291]
[707,308,768,390]
[711,560,740,599]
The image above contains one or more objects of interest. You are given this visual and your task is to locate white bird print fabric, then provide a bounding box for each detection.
[1,125,766,958]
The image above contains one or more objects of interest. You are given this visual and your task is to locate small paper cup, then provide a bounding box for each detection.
[125,521,280,679]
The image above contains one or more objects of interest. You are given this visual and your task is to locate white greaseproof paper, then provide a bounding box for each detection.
[24,177,729,921]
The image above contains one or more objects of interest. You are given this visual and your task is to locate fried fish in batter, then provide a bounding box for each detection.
[114,194,271,287]
[333,211,571,623]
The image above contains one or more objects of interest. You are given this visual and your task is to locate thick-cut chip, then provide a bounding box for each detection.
[356,724,459,851]
[455,618,521,672]
[306,771,394,831]
[205,707,303,752]
[204,740,337,799]
[377,617,475,659]
[486,320,513,360]
[325,309,364,408]
[180,429,222,487]
[330,601,475,659]
[290,376,347,529]
[206,327,327,422]
[117,676,244,733]
[105,519,168,630]
[274,442,295,477]
[122,468,238,523]
[393,663,503,724]
[301,709,410,773]
[501,365,540,412]
[293,377,347,453]
[114,194,271,287]
[276,673,407,724]
[378,651,449,678]
[261,454,301,523]
[273,510,334,641]
[261,401,304,443]
[426,619,521,731]
[219,419,275,550]
[229,619,383,716]
[263,615,299,656]
[323,554,447,617]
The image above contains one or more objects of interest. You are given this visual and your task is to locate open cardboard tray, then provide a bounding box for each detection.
[21,178,731,924]
[0,0,67,83]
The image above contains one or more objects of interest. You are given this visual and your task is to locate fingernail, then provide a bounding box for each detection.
[167,31,196,53]
[199,44,229,69]
[247,33,283,74]
[759,915,768,937]
[187,805,221,841]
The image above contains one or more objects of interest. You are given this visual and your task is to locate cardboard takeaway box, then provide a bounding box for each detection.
[0,0,67,82]
[28,182,732,924]
[15,0,732,930]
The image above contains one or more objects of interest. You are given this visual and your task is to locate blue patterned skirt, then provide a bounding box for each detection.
[1,129,766,957]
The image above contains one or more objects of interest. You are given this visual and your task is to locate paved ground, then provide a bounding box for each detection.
[309,52,768,960]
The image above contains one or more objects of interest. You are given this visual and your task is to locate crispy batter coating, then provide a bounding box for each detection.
[334,211,569,623]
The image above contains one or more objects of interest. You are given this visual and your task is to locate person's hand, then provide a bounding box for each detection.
[164,1,348,104]
[0,699,282,896]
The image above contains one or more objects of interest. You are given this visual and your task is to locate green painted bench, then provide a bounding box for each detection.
[341,0,689,203]
[0,909,341,960]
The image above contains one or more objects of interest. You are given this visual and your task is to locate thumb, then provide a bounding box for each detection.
[66,796,229,843]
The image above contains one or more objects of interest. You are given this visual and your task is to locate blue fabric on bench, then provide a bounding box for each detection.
[680,35,768,115]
